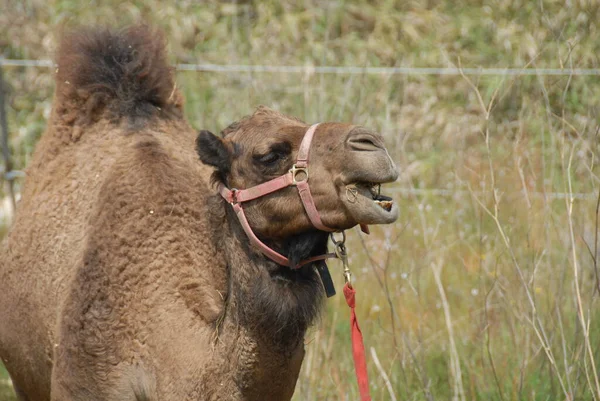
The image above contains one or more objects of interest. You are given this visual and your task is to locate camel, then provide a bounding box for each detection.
[0,25,399,401]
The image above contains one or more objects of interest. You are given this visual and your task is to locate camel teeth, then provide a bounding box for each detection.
[374,200,393,212]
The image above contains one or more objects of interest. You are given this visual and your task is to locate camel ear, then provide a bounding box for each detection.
[196,130,231,174]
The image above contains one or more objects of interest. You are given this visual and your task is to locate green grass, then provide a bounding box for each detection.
[2,1,600,400]
[0,363,15,401]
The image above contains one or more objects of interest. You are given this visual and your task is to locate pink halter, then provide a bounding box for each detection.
[218,123,339,268]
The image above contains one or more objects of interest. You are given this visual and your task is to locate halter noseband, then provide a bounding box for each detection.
[218,123,339,268]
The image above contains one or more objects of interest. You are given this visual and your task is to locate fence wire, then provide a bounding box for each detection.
[0,57,598,210]
[1,58,600,76]
[388,188,598,201]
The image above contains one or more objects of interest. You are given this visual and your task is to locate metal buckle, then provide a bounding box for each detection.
[290,165,308,185]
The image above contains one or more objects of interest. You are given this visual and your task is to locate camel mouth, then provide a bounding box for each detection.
[356,182,394,212]
[348,182,396,213]
[342,181,399,225]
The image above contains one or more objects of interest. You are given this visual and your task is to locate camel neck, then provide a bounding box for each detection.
[205,198,322,400]
[220,205,318,347]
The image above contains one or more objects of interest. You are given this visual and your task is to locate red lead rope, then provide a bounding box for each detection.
[343,282,372,401]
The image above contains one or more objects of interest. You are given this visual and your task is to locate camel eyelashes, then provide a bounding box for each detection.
[257,152,280,165]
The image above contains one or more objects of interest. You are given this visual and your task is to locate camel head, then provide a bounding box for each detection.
[197,106,399,241]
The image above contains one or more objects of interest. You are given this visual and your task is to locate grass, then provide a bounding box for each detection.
[0,365,13,401]
[2,1,600,400]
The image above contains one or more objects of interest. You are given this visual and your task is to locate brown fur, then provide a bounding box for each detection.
[0,25,398,401]
[55,25,182,125]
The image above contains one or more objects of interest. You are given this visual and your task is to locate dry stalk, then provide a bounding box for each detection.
[370,346,398,401]
[514,121,533,209]
[555,293,575,397]
[593,187,600,296]
[431,259,465,401]
[483,259,506,401]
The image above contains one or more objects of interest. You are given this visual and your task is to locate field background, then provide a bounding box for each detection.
[2,1,600,400]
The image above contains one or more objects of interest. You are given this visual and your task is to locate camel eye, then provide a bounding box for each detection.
[254,142,291,166]
[258,152,280,165]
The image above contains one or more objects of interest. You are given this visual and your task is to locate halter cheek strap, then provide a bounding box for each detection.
[288,124,333,232]
[218,123,368,269]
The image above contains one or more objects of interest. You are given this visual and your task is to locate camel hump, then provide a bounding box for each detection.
[54,24,182,124]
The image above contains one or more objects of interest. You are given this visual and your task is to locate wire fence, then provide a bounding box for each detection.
[1,58,599,223]
[1,58,600,76]
[388,188,598,201]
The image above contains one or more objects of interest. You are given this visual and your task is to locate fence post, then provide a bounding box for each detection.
[0,61,17,220]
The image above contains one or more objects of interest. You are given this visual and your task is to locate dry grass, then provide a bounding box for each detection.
[1,1,600,400]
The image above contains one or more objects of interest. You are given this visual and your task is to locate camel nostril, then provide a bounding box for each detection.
[347,135,382,152]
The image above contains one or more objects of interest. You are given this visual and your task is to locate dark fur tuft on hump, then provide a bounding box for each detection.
[55,25,182,125]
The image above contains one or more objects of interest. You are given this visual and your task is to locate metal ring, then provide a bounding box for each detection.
[330,230,346,246]
[290,165,308,185]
